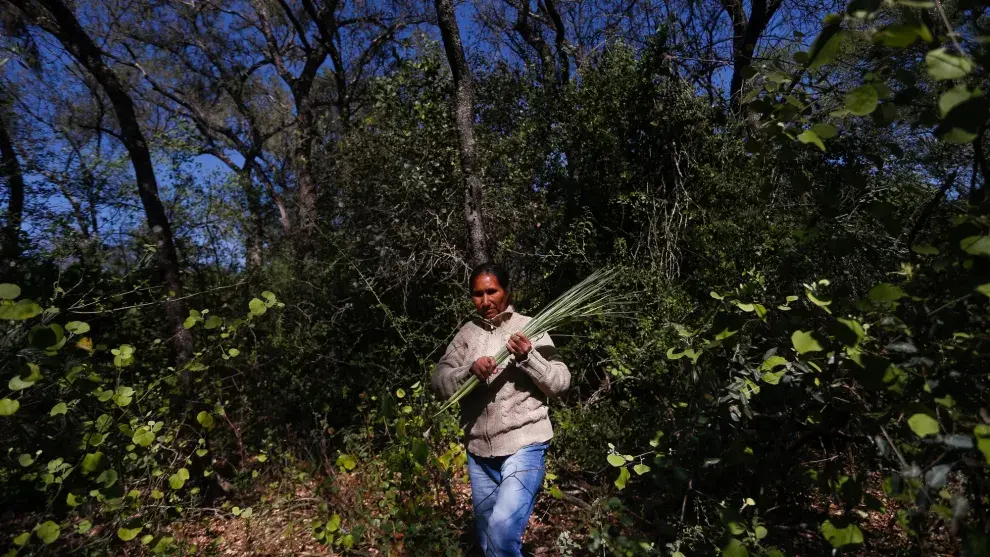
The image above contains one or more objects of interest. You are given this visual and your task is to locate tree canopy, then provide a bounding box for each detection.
[0,0,988,554]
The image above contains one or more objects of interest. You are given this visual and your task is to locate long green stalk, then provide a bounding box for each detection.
[436,268,626,414]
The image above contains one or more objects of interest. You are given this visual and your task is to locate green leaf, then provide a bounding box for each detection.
[791,330,823,354]
[77,520,92,534]
[760,356,788,371]
[911,244,940,255]
[797,130,825,151]
[837,318,865,347]
[908,413,940,437]
[336,453,357,471]
[18,453,34,467]
[755,526,768,540]
[869,283,905,302]
[845,85,879,116]
[133,428,155,447]
[118,527,143,541]
[762,370,786,385]
[50,402,67,416]
[614,466,630,490]
[0,398,20,416]
[961,235,990,256]
[974,425,990,464]
[875,24,927,47]
[8,374,36,390]
[0,283,20,299]
[13,532,30,546]
[169,469,189,490]
[34,521,60,545]
[196,411,215,429]
[976,284,990,298]
[820,520,863,547]
[65,321,90,334]
[248,298,267,316]
[926,48,973,80]
[939,85,972,117]
[203,315,222,329]
[812,123,838,139]
[114,386,134,407]
[326,514,341,533]
[607,454,626,467]
[97,468,118,487]
[151,536,174,554]
[633,463,651,475]
[721,538,749,557]
[0,299,43,320]
[807,29,844,70]
[66,492,82,507]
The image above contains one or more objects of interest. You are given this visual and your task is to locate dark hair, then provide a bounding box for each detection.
[470,262,510,291]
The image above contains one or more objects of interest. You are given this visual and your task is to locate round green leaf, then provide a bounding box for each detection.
[80,451,106,474]
[118,527,143,541]
[0,283,21,299]
[133,428,155,447]
[13,531,30,546]
[196,411,214,429]
[66,492,82,507]
[721,537,749,557]
[633,463,651,475]
[926,48,973,80]
[0,398,20,416]
[820,520,863,547]
[169,473,186,490]
[203,315,223,329]
[336,454,357,471]
[18,453,34,467]
[0,299,43,320]
[755,526,768,540]
[868,283,904,302]
[50,402,67,416]
[34,521,60,545]
[791,330,823,354]
[65,321,90,334]
[248,298,267,316]
[811,123,838,139]
[845,85,878,116]
[606,454,626,467]
[908,413,940,437]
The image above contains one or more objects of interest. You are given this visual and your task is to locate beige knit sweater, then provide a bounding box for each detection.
[432,306,570,457]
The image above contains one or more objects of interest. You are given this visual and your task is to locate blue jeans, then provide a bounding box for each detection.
[467,442,549,557]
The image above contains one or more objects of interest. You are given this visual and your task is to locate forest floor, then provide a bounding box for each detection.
[161,467,953,556]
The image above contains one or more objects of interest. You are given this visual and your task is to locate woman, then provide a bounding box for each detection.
[432,263,570,557]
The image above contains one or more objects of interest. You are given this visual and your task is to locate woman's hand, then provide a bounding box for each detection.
[506,332,532,360]
[471,356,497,381]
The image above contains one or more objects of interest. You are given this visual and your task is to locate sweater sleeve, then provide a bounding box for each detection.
[431,330,473,399]
[517,332,570,398]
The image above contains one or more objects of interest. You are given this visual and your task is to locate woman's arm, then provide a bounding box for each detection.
[431,332,473,398]
[516,333,570,398]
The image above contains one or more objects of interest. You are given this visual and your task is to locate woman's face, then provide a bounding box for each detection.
[471,273,509,320]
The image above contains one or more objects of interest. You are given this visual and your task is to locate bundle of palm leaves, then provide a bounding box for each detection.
[437,268,627,413]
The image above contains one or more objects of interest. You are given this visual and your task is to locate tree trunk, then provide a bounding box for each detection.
[721,0,782,111]
[0,112,25,274]
[15,0,194,373]
[241,167,264,269]
[434,0,490,266]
